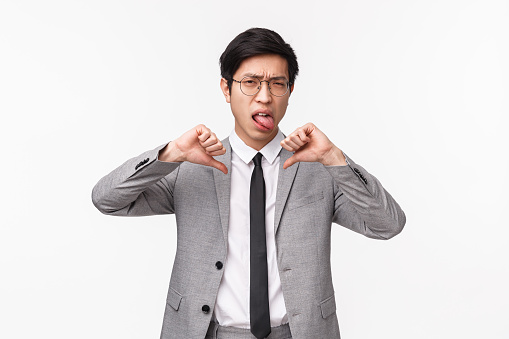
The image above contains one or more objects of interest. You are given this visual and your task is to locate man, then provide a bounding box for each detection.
[92,28,405,339]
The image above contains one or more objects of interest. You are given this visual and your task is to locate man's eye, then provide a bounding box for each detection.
[272,82,286,87]
[242,80,258,86]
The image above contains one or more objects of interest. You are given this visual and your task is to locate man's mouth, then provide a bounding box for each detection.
[252,111,274,130]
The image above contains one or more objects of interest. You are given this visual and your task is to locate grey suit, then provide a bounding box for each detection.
[92,138,405,339]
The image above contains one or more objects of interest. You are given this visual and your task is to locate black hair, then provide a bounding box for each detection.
[219,28,299,91]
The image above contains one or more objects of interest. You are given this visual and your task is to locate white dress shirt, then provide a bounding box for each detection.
[213,129,288,328]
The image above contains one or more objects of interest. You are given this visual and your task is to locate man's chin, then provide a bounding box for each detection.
[252,127,278,139]
[238,128,278,150]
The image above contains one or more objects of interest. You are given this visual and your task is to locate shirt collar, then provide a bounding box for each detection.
[229,129,284,165]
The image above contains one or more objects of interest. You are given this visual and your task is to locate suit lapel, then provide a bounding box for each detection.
[213,138,232,247]
[274,148,299,234]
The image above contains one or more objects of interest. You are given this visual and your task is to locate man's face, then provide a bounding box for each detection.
[221,54,294,150]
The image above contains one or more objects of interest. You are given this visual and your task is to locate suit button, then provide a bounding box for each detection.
[202,305,210,314]
[215,261,223,270]
[354,168,360,173]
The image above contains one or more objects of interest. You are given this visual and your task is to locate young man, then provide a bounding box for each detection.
[92,28,405,339]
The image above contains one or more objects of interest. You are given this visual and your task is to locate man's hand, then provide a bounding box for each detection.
[281,123,347,169]
[158,124,228,174]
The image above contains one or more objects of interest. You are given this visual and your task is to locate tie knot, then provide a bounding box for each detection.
[252,153,263,167]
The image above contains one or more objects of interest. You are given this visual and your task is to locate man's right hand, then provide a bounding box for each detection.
[158,124,228,174]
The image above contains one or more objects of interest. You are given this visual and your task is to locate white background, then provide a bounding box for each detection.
[1,0,508,338]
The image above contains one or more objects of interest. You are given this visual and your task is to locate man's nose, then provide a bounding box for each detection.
[255,81,272,103]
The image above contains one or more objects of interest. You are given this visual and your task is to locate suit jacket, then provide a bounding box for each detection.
[92,138,406,339]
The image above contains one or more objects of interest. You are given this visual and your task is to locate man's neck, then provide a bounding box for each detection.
[234,127,278,151]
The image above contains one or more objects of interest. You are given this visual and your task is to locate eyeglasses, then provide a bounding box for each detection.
[232,76,290,97]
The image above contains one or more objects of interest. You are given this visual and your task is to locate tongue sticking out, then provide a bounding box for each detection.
[253,114,274,130]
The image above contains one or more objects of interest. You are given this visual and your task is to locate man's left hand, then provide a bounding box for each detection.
[281,123,348,169]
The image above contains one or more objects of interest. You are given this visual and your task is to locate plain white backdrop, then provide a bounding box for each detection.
[1,0,508,338]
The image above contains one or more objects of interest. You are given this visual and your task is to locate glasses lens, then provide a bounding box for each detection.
[240,77,260,95]
[269,79,289,96]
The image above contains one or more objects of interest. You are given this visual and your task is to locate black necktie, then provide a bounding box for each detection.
[250,153,271,339]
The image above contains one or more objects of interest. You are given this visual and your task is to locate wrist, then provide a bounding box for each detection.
[158,141,185,163]
[321,145,348,166]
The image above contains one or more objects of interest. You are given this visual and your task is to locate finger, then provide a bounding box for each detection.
[280,140,295,152]
[205,142,223,152]
[206,147,226,156]
[297,129,311,143]
[288,134,307,147]
[200,133,219,148]
[197,126,211,142]
[284,138,300,150]
[302,122,316,135]
[207,158,228,174]
[283,154,299,169]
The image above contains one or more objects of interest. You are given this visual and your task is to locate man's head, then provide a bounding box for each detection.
[219,28,299,150]
[220,28,299,92]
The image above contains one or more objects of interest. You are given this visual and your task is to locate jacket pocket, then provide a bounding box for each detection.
[288,191,324,211]
[319,294,336,319]
[167,287,182,311]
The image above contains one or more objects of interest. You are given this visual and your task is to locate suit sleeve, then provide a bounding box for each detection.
[91,143,182,216]
[325,154,406,240]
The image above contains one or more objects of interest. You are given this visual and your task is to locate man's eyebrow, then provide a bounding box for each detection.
[242,73,288,80]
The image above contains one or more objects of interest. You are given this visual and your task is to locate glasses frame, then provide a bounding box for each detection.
[232,76,290,97]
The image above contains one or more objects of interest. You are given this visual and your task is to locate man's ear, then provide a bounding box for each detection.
[220,78,231,103]
[289,84,295,96]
